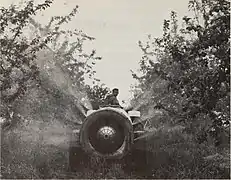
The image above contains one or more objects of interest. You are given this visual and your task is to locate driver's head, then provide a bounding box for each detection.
[112,88,119,97]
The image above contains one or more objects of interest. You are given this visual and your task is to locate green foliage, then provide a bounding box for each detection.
[133,0,230,144]
[28,5,103,113]
[29,10,102,88]
[0,0,102,127]
[0,0,53,121]
[85,84,110,109]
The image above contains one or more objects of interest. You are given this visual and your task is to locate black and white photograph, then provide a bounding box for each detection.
[0,0,230,179]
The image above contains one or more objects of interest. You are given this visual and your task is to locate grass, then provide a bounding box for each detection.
[1,120,230,179]
[131,124,230,179]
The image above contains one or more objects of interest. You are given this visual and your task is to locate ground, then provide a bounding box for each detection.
[1,118,230,179]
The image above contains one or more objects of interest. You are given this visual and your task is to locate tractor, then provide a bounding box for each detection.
[68,105,149,171]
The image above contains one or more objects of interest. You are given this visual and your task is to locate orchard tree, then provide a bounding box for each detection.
[85,84,110,109]
[133,0,230,144]
[28,7,102,110]
[0,0,101,127]
[29,11,102,90]
[0,0,54,125]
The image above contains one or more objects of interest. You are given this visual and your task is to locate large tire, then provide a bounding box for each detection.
[80,108,134,159]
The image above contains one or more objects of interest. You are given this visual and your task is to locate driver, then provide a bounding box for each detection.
[104,88,121,107]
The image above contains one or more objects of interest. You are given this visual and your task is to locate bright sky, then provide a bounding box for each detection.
[1,0,190,101]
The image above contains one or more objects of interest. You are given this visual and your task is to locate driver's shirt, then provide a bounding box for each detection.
[104,94,120,106]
